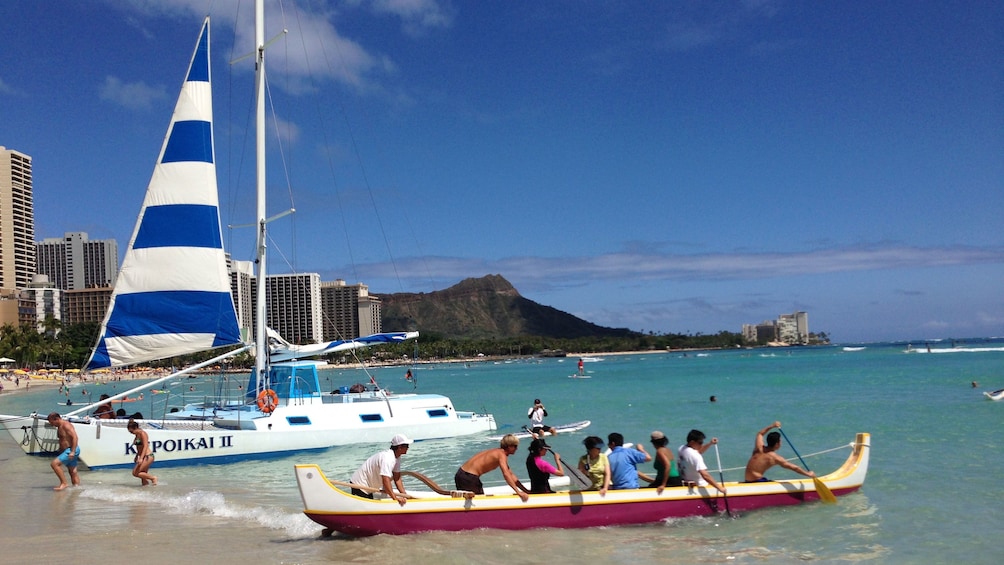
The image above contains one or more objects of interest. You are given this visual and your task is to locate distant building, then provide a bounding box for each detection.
[263,273,323,345]
[36,232,118,290]
[228,257,255,340]
[319,279,382,340]
[743,311,809,345]
[0,146,36,293]
[62,286,113,326]
[19,274,61,333]
[778,311,809,345]
[0,288,20,327]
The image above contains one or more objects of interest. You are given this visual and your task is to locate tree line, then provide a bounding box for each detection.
[1,320,776,371]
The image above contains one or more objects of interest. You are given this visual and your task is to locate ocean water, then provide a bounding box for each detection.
[1,342,1002,564]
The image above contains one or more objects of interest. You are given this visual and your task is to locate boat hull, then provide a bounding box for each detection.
[1,392,495,469]
[295,432,870,536]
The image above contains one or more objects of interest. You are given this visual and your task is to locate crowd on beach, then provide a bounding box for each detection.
[0,367,172,396]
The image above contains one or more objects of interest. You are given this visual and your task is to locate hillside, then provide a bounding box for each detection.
[379,274,637,340]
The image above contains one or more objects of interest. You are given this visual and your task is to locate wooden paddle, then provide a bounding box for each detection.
[713,443,733,517]
[546,447,592,490]
[778,428,837,504]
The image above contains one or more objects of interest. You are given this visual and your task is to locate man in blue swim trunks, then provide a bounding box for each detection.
[47,412,80,491]
[744,421,816,482]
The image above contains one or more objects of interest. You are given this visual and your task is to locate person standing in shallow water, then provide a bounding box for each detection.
[128,419,158,486]
[47,412,80,491]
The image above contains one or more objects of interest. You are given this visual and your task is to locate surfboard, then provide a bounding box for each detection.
[603,442,634,456]
[488,420,591,441]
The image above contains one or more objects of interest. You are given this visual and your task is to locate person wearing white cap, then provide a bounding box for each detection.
[350,434,414,505]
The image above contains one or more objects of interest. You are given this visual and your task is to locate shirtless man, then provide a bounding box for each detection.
[47,412,81,491]
[744,421,816,482]
[454,433,530,501]
[92,394,115,419]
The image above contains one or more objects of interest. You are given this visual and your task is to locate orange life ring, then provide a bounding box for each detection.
[256,389,279,413]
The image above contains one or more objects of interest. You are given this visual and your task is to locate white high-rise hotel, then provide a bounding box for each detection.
[37,232,118,290]
[0,146,35,292]
[0,146,37,326]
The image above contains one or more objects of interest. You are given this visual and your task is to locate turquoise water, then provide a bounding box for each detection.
[1,343,1001,564]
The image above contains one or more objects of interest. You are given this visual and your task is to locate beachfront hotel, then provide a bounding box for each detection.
[320,280,383,342]
[36,232,118,291]
[743,311,809,345]
[0,146,36,294]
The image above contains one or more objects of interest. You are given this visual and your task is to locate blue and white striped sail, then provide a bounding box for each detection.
[267,328,420,363]
[86,19,241,371]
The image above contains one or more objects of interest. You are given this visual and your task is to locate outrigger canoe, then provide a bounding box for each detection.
[294,432,870,537]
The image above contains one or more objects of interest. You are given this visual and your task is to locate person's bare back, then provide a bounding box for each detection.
[744,421,814,482]
[745,450,786,481]
[460,448,507,476]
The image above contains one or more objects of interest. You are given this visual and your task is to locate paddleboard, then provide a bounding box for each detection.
[603,442,634,456]
[567,375,592,379]
[488,420,591,441]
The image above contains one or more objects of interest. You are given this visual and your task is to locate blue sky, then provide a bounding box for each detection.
[1,1,1001,343]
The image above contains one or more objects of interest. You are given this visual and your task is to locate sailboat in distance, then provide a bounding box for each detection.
[1,10,495,469]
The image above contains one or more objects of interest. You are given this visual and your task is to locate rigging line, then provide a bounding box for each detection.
[718,443,854,473]
[287,4,358,282]
[264,59,299,272]
[291,1,416,300]
[222,4,260,267]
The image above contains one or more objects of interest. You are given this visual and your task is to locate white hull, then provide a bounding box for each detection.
[2,392,494,469]
[984,388,1004,401]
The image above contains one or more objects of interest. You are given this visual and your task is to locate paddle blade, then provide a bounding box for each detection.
[814,477,837,504]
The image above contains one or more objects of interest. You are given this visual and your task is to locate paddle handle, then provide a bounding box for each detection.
[778,428,810,470]
[713,443,732,517]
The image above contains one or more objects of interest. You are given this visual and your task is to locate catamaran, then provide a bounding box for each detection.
[1,8,495,469]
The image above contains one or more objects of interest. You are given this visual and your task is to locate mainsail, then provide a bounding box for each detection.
[86,19,241,370]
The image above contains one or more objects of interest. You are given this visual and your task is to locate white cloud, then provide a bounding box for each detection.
[370,0,453,36]
[99,76,168,110]
[341,243,1004,288]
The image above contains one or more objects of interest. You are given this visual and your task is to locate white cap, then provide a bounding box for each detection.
[391,434,413,447]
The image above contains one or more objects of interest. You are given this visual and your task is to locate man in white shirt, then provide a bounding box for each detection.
[527,398,557,438]
[677,429,726,494]
[350,434,414,505]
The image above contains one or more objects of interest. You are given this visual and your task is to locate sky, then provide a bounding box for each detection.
[1,1,1002,344]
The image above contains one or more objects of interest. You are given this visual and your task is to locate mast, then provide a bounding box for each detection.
[253,0,269,393]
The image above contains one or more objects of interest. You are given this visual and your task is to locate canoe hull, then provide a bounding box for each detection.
[295,432,871,536]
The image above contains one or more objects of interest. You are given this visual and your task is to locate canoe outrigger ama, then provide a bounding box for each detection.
[294,432,871,537]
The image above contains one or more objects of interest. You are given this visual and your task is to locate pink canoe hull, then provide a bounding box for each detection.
[296,433,870,537]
